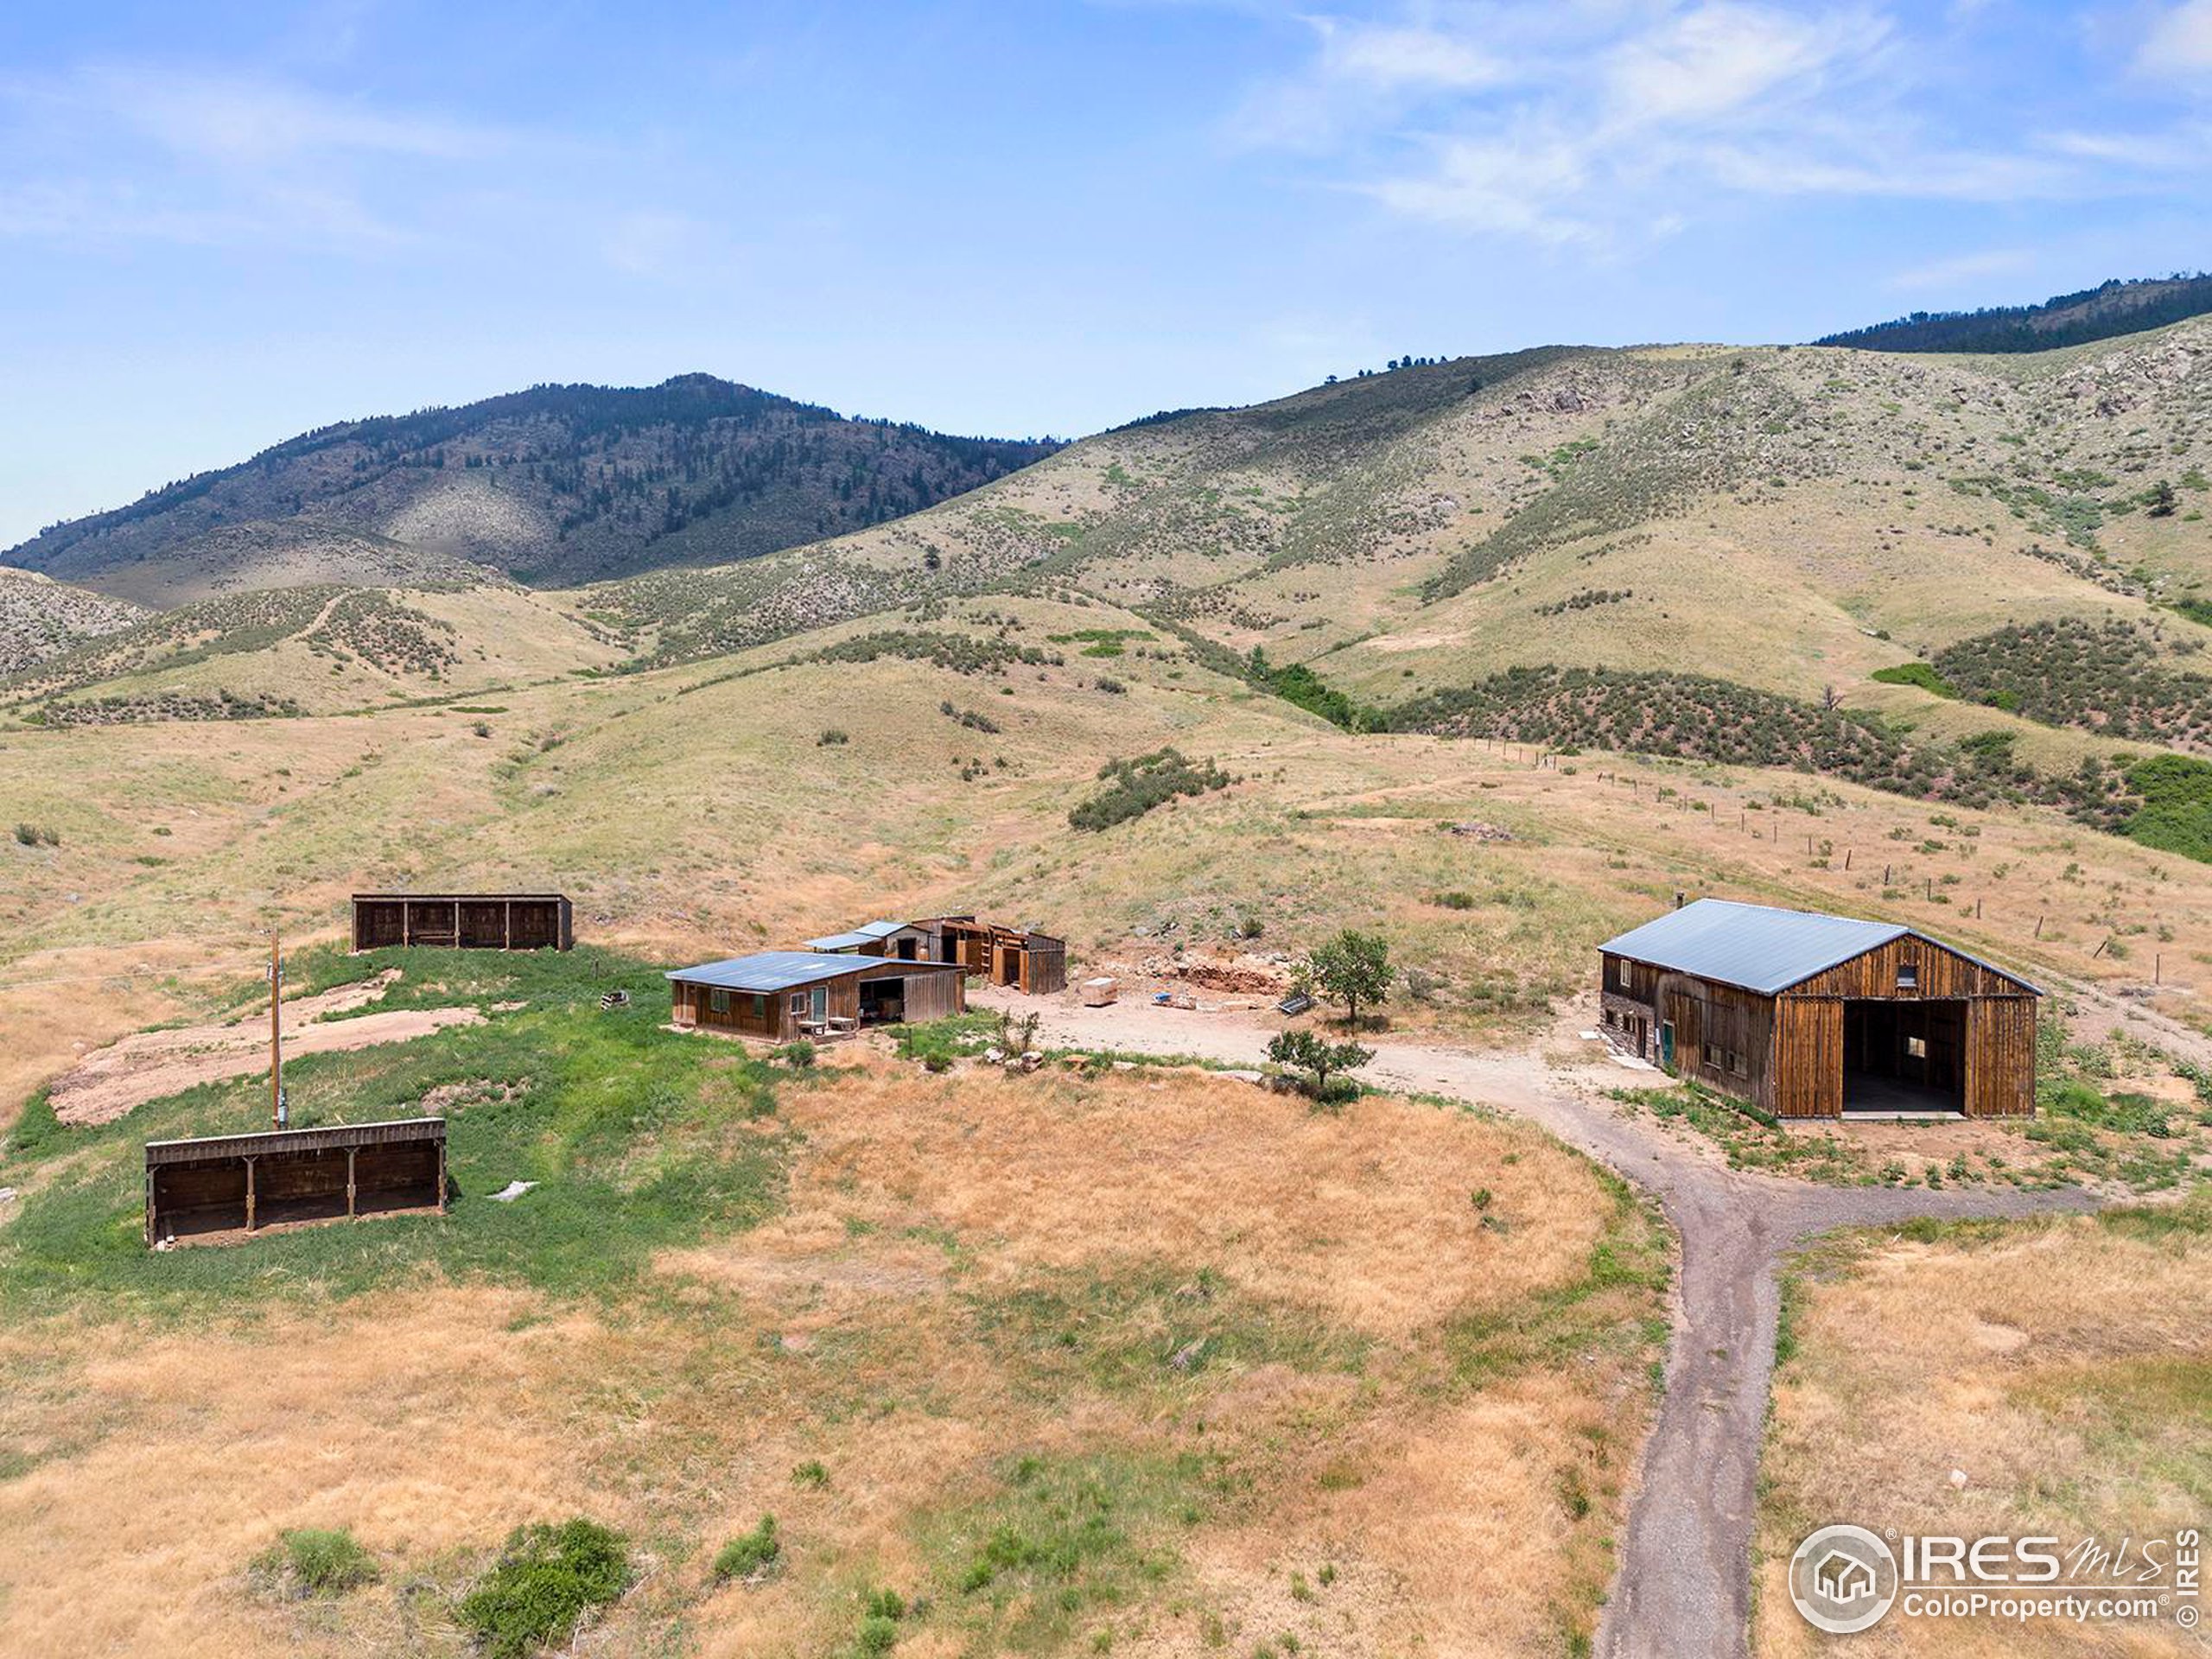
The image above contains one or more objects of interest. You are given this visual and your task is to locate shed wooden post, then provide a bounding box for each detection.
[243,1155,257,1232]
[435,1137,447,1214]
[346,1147,358,1219]
[144,1166,156,1247]
[451,899,461,946]
[402,898,413,945]
[504,899,512,950]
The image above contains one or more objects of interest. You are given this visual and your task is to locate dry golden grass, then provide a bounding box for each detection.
[0,1056,1661,1658]
[1755,1206,2212,1657]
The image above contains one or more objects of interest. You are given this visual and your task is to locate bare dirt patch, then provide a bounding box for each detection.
[47,971,483,1126]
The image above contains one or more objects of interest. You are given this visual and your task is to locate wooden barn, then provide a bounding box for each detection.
[668,951,967,1041]
[145,1118,447,1245]
[352,893,572,952]
[1598,899,2038,1119]
[800,915,1067,995]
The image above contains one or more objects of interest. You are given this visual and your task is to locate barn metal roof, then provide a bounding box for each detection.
[1599,899,2037,996]
[666,951,955,992]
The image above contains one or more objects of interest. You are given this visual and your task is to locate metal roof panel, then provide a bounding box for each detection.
[1599,899,1911,995]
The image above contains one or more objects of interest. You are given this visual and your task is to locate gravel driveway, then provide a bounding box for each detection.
[975,988,2094,1659]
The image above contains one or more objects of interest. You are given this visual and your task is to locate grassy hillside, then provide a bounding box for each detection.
[0,944,1665,1658]
[0,568,147,676]
[4,376,1061,604]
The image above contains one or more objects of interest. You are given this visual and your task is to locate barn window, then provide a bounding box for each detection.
[1702,1041,1723,1067]
[1897,959,1918,989]
[1729,1049,1747,1077]
[1906,1035,1928,1059]
[709,988,729,1014]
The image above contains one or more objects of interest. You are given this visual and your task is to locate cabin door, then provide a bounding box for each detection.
[1659,1021,1675,1070]
[810,987,829,1027]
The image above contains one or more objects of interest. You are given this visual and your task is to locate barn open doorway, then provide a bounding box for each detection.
[1842,1000,1967,1115]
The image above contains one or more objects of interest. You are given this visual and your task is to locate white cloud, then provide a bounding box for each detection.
[1885,247,2032,293]
[1605,3,1883,128]
[1312,18,1507,91]
[1243,2,2154,246]
[0,64,550,251]
[2139,0,2212,76]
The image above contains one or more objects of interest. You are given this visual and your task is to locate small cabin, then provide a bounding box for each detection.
[668,951,967,1041]
[1599,899,2038,1119]
[353,893,572,952]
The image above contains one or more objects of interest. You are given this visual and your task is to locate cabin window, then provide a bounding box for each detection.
[750,995,766,1020]
[1612,959,1630,990]
[1702,1041,1723,1068]
[709,988,729,1014]
[789,993,807,1014]
[1906,1035,1928,1059]
[1897,960,1918,989]
[1729,1049,1747,1077]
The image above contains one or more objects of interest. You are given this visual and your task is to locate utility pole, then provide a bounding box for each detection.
[268,931,287,1131]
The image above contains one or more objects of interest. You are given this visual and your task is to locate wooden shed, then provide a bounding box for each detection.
[668,951,967,1041]
[800,915,1066,995]
[353,893,572,952]
[1598,899,2037,1119]
[144,1118,447,1245]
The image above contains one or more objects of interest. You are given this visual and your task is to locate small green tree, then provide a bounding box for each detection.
[2149,479,2179,518]
[1303,929,1393,1028]
[1267,1028,1374,1101]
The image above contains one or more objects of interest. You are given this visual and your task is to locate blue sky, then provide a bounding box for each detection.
[3,0,2210,549]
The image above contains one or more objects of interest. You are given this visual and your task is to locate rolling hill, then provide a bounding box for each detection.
[3,375,1062,605]
[1816,272,2212,354]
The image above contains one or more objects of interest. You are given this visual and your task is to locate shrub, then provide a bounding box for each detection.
[713,1515,780,1582]
[1067,748,1230,832]
[1869,662,1958,698]
[772,1039,817,1069]
[791,1459,830,1489]
[1431,890,1477,910]
[1266,1028,1373,1103]
[459,1518,633,1659]
[251,1527,378,1599]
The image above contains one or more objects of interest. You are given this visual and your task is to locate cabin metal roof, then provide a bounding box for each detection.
[666,951,957,992]
[800,920,908,950]
[1599,899,2038,996]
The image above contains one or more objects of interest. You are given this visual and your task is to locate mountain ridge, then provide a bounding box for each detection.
[4,374,1062,605]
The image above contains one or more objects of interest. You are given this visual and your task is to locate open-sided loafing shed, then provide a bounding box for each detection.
[1599,899,2038,1119]
[668,951,967,1040]
[144,1117,447,1245]
[352,893,573,952]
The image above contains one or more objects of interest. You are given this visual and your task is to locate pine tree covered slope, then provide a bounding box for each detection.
[4,375,1061,605]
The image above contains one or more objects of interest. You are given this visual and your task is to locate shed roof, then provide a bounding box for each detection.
[666,951,957,992]
[145,1116,446,1166]
[353,892,567,903]
[804,930,886,951]
[1599,899,2037,996]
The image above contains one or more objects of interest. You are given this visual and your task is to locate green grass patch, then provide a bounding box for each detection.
[0,949,789,1314]
[250,1527,379,1599]
[1870,662,1959,698]
[965,1263,1367,1397]
[459,1517,632,1659]
[918,1452,1217,1651]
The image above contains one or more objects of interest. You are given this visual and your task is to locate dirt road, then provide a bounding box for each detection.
[974,988,2094,1659]
[48,971,482,1126]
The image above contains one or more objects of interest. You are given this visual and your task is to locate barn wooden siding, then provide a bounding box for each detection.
[1600,934,2037,1121]
[145,1118,446,1245]
[352,894,572,952]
